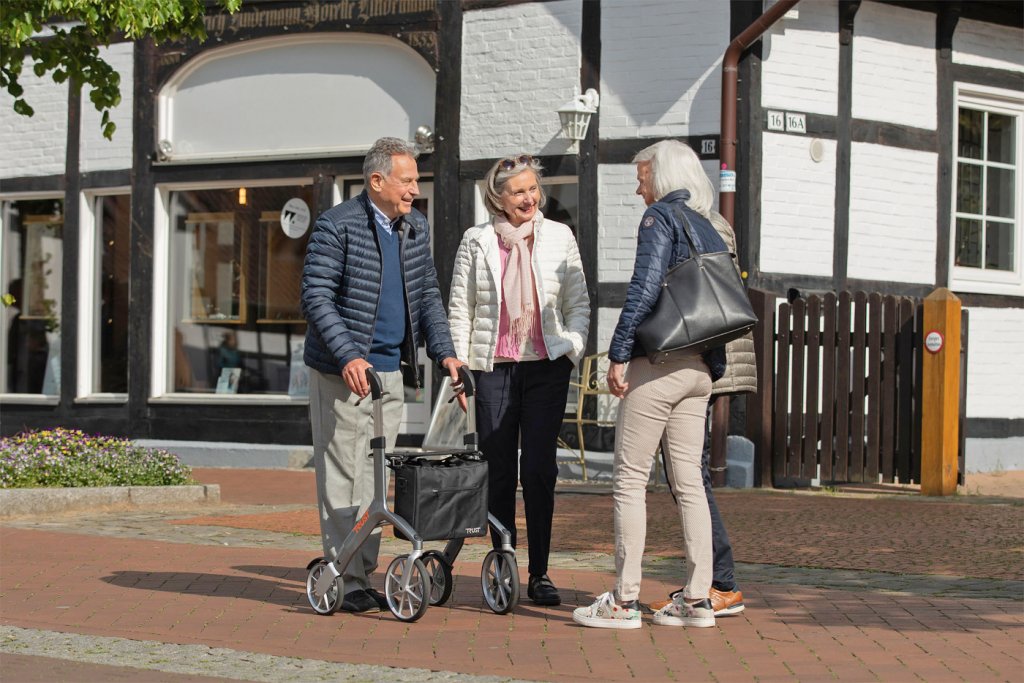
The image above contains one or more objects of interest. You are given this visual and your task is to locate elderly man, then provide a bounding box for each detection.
[301,137,465,613]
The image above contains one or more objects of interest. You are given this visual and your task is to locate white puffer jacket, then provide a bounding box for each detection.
[448,217,590,372]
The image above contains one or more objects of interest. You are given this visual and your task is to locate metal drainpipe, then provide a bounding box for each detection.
[720,0,800,227]
[713,0,799,488]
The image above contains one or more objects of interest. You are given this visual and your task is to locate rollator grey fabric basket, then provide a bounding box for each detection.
[392,455,489,542]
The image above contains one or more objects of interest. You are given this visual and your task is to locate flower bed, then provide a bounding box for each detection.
[0,428,192,488]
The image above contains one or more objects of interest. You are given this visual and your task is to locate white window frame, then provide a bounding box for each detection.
[950,82,1024,296]
[77,188,131,403]
[151,177,314,404]
[0,191,65,404]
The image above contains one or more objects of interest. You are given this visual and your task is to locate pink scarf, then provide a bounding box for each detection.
[493,212,542,349]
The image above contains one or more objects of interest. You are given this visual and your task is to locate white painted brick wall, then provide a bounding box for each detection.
[598,164,645,283]
[964,307,1024,419]
[759,132,836,276]
[953,19,1024,73]
[0,59,68,179]
[847,142,937,284]
[761,0,839,116]
[599,0,728,139]
[596,306,621,421]
[81,43,134,173]
[460,0,581,160]
[852,1,936,130]
[598,159,720,284]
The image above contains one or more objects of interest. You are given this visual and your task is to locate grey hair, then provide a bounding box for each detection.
[363,137,419,184]
[632,140,714,217]
[483,155,547,217]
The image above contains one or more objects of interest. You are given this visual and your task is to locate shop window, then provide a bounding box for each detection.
[1,198,64,395]
[167,184,313,396]
[951,85,1023,295]
[543,179,580,235]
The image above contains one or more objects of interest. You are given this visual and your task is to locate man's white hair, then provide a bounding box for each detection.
[632,140,714,217]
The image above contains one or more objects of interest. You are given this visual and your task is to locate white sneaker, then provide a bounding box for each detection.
[572,592,643,629]
[652,596,716,628]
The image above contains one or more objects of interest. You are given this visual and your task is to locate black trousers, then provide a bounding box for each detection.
[473,356,573,577]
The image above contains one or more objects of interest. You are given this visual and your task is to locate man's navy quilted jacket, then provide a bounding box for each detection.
[300,191,455,384]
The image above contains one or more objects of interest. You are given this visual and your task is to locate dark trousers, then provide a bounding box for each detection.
[474,356,573,577]
[665,394,737,591]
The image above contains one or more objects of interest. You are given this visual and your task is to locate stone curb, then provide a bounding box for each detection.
[0,484,220,518]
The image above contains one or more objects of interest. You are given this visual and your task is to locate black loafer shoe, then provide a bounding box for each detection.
[340,589,380,613]
[365,588,390,611]
[528,574,561,606]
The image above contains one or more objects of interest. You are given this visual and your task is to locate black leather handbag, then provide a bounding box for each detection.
[635,207,757,364]
[392,454,489,542]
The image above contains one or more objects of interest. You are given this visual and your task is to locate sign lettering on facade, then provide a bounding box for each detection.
[767,110,785,131]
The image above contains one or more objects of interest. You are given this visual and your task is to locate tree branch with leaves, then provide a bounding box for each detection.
[1,0,240,139]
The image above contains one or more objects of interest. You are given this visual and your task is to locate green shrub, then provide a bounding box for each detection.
[0,428,192,488]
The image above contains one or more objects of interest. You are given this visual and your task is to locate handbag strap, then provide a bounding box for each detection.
[667,203,706,264]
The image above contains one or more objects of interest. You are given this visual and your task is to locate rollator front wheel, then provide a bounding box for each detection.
[421,550,454,606]
[305,557,341,615]
[481,550,519,614]
[385,555,430,622]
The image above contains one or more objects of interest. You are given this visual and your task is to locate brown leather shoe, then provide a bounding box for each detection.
[649,588,746,616]
[709,588,745,616]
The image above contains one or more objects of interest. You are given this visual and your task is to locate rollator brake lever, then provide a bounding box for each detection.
[354,390,389,407]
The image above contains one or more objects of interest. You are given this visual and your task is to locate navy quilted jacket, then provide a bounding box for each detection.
[608,190,727,381]
[301,191,456,384]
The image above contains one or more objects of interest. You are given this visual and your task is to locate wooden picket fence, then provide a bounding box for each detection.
[745,288,968,488]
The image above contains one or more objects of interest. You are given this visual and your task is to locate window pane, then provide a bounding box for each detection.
[169,186,311,395]
[986,221,1014,271]
[987,113,1015,164]
[986,167,1015,219]
[954,218,982,268]
[542,183,580,234]
[3,199,63,395]
[956,162,982,214]
[96,195,130,392]
[958,108,984,160]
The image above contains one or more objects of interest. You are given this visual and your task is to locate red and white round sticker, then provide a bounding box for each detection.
[924,330,944,354]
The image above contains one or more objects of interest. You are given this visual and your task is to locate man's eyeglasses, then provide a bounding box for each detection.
[499,155,533,171]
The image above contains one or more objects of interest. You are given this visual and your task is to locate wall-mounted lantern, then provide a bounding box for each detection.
[557,88,600,143]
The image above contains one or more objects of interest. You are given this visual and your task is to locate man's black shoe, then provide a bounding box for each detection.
[365,588,390,611]
[340,589,381,613]
[527,574,561,606]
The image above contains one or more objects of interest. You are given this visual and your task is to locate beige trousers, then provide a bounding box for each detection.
[613,353,713,603]
[309,368,404,591]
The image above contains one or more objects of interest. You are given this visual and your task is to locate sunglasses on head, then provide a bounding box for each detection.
[499,155,534,171]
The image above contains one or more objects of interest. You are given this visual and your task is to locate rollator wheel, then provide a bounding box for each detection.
[305,558,341,615]
[385,555,430,622]
[421,550,454,606]
[481,550,519,614]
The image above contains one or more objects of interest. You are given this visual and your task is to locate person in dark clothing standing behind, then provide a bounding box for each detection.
[301,137,465,613]
[649,209,755,618]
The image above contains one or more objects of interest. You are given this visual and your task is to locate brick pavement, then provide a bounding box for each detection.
[1,468,1022,682]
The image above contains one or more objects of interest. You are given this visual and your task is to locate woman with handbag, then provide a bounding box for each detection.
[448,154,590,606]
[572,140,728,630]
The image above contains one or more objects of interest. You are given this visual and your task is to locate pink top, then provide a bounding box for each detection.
[494,237,547,362]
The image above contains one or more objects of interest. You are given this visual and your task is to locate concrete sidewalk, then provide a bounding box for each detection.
[1,468,1021,682]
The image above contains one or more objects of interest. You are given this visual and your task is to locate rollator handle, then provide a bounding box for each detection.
[457,365,475,399]
[364,367,384,401]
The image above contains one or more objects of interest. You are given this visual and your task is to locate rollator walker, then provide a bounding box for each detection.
[305,366,520,622]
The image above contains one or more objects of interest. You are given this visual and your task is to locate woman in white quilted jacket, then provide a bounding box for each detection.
[448,155,590,606]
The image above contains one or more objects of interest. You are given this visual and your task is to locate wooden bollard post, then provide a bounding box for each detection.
[920,288,961,496]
